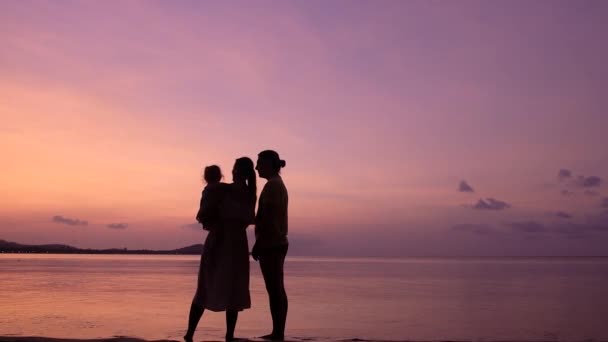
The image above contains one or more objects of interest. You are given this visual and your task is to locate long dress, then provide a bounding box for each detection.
[192,182,254,312]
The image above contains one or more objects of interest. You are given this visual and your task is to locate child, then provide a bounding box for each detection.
[196,165,223,231]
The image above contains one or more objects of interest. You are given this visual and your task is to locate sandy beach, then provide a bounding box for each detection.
[0,338,388,342]
[0,338,403,342]
[0,338,178,342]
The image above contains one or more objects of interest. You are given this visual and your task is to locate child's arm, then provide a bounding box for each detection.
[197,184,223,230]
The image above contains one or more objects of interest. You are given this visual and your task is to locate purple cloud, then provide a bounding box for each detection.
[576,175,602,188]
[452,223,495,235]
[52,215,88,226]
[458,180,475,193]
[508,221,546,233]
[585,190,600,197]
[507,216,608,238]
[107,223,128,229]
[555,211,572,219]
[561,189,574,196]
[558,169,572,181]
[473,198,511,210]
[601,197,608,208]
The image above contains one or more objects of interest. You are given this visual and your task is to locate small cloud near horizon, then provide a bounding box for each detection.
[576,175,602,188]
[558,169,572,181]
[601,197,608,208]
[561,189,574,196]
[557,169,602,189]
[458,180,474,193]
[472,198,511,210]
[52,215,88,226]
[107,223,128,229]
[585,190,600,197]
[555,211,572,219]
[508,221,547,233]
[506,218,608,239]
[451,223,495,235]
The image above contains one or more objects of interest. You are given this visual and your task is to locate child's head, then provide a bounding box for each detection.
[203,165,222,184]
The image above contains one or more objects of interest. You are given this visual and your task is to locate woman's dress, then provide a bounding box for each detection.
[192,183,254,312]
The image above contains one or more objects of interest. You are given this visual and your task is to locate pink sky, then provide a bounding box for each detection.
[1,1,608,256]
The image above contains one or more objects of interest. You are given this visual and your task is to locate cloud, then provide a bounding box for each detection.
[107,223,128,229]
[472,198,511,210]
[560,189,574,196]
[451,218,608,239]
[557,169,602,189]
[558,169,572,181]
[507,216,608,238]
[508,221,547,233]
[458,180,474,193]
[455,220,599,239]
[576,175,602,188]
[601,197,608,208]
[52,215,88,226]
[555,211,572,219]
[451,223,495,235]
[585,190,600,197]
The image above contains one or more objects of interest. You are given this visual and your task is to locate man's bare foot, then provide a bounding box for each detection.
[259,333,284,341]
[184,334,194,342]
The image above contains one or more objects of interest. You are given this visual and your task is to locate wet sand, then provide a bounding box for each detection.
[0,337,367,342]
[0,337,577,342]
[0,338,408,342]
[0,337,402,342]
[0,338,178,342]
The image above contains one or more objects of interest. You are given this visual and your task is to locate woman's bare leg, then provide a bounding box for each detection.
[225,309,238,341]
[184,303,204,342]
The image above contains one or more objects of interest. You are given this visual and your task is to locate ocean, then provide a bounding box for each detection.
[1,254,608,341]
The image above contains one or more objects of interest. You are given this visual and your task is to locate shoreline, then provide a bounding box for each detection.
[0,338,177,342]
[0,337,595,342]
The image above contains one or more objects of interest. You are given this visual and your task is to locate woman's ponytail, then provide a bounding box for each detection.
[235,157,257,201]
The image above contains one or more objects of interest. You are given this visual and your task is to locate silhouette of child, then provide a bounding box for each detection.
[196,165,223,231]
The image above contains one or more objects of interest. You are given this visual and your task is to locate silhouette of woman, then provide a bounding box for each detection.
[251,150,289,340]
[185,157,256,342]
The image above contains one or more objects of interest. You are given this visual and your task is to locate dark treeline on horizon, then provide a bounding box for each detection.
[0,239,203,255]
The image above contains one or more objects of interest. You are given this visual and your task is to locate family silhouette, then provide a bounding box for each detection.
[185,150,289,342]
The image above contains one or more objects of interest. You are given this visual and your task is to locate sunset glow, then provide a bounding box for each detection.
[2,1,608,255]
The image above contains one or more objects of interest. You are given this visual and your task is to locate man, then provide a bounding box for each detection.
[252,150,289,341]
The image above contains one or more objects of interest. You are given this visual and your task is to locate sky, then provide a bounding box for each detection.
[1,0,608,256]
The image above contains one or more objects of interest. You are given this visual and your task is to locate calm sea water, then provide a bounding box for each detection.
[1,254,608,341]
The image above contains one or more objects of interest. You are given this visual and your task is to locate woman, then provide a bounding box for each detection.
[185,157,256,342]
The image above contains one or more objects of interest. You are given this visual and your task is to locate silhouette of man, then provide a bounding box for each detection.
[252,150,289,341]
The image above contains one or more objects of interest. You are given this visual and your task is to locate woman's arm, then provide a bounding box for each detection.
[219,187,256,227]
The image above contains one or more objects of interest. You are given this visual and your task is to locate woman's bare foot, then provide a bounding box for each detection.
[184,334,194,342]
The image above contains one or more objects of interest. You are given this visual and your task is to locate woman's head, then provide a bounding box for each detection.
[256,150,286,179]
[233,157,257,197]
[203,165,222,184]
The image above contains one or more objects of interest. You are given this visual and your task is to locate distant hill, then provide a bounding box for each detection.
[0,239,203,255]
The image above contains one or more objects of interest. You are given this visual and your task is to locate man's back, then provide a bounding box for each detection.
[255,175,288,248]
